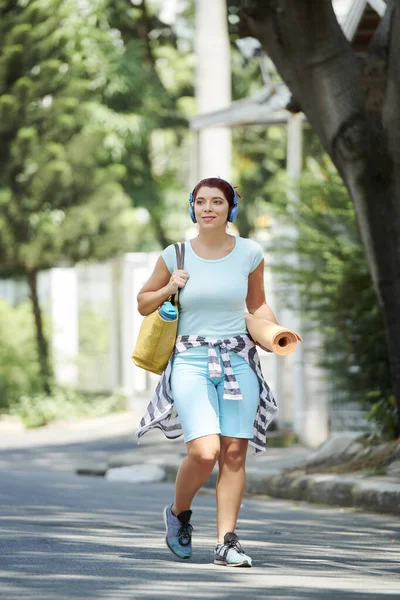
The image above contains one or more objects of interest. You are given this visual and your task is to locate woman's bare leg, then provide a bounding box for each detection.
[216,436,248,542]
[172,434,220,515]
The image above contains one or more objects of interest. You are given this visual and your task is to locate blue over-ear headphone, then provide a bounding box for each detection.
[188,178,239,224]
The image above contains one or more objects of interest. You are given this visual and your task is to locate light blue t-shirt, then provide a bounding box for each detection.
[161,237,264,338]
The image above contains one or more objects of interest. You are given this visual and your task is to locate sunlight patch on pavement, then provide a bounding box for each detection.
[105,464,165,483]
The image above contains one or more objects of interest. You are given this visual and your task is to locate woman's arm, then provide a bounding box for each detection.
[246,260,279,324]
[137,256,189,316]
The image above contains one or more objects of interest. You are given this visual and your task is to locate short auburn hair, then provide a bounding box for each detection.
[192,177,235,208]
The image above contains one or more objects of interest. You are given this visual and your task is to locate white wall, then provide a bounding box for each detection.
[49,268,79,387]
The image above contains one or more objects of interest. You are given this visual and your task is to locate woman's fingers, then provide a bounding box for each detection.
[169,269,189,292]
[174,276,188,288]
[176,269,189,281]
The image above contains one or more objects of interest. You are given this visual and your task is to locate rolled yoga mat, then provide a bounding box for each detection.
[245,314,303,356]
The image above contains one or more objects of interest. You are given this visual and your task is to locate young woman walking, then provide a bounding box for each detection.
[136,177,279,567]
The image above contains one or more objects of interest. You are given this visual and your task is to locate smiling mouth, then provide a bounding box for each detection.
[202,216,215,220]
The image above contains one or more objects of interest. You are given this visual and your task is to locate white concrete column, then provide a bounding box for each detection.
[195,0,232,180]
[264,253,289,428]
[50,268,78,387]
[286,114,329,446]
[286,114,305,439]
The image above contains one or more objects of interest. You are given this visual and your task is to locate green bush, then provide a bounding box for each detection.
[0,297,126,426]
[366,395,399,440]
[10,386,126,428]
[269,157,395,435]
[0,298,42,410]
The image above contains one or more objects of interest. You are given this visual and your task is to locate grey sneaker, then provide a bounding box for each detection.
[163,504,193,559]
[214,532,252,567]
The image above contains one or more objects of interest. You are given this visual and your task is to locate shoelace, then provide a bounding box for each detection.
[178,522,193,546]
[220,538,244,560]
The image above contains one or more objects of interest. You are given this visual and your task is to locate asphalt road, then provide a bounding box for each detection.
[0,433,399,599]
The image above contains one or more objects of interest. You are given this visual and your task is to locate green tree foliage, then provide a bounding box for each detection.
[233,125,286,237]
[102,0,195,246]
[0,0,194,398]
[226,2,287,237]
[269,155,397,436]
[0,0,141,270]
[0,0,142,392]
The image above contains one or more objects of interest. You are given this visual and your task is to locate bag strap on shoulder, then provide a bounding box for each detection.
[171,242,185,308]
[174,242,185,270]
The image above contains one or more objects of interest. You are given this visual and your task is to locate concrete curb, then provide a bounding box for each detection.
[78,461,400,517]
[74,433,400,518]
[161,464,400,517]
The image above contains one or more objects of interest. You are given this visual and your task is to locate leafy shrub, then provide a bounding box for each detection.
[269,157,396,435]
[0,298,42,410]
[367,395,399,440]
[10,386,126,428]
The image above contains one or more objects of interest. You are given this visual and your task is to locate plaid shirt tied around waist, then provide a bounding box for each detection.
[135,334,278,453]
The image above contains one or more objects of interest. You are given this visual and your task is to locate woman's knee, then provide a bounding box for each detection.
[220,438,248,471]
[187,435,220,466]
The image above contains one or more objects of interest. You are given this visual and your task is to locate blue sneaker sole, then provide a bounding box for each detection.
[163,505,192,560]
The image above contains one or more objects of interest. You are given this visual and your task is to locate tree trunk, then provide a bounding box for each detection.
[240,0,400,433]
[26,269,53,396]
[236,202,253,238]
[151,212,173,249]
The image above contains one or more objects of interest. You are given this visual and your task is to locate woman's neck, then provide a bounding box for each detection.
[191,229,236,259]
[196,228,232,248]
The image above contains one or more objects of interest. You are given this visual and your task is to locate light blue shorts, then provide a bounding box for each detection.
[170,346,260,443]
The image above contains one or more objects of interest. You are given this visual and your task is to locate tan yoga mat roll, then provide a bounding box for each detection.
[245,314,303,356]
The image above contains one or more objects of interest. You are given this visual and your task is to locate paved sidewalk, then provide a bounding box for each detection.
[1,408,399,516]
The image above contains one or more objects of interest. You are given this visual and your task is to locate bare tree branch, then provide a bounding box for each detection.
[383,1,400,169]
[362,0,395,113]
[369,0,395,61]
[239,0,364,157]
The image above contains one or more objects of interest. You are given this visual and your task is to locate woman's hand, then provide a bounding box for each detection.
[167,270,190,295]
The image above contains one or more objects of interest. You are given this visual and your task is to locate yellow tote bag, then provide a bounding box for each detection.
[131,243,185,375]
